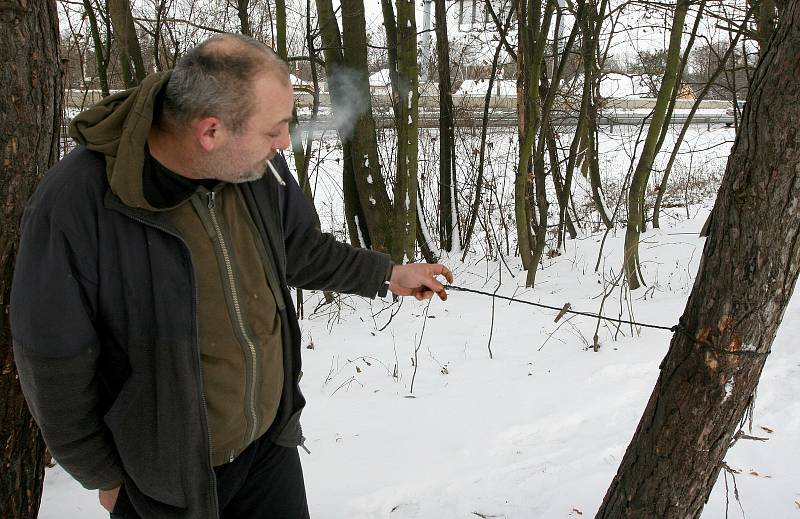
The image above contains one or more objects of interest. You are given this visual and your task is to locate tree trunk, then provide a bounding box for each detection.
[581,0,612,230]
[0,0,62,515]
[380,0,400,117]
[315,0,392,251]
[275,0,308,196]
[108,0,146,87]
[391,0,420,263]
[314,0,363,246]
[339,0,394,253]
[515,0,554,286]
[434,0,456,252]
[756,0,778,56]
[83,0,110,96]
[623,0,690,290]
[596,2,800,516]
[238,0,251,36]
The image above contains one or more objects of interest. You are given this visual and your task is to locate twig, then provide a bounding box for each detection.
[487,267,501,360]
[409,299,433,394]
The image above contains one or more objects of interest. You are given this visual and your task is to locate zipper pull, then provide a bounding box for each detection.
[300,436,311,455]
[206,191,216,209]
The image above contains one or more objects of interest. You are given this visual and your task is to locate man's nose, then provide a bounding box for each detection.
[275,126,291,150]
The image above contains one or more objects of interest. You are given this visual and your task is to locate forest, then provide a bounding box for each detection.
[2,0,799,517]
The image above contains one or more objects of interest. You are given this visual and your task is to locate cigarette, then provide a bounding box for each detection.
[266,159,286,186]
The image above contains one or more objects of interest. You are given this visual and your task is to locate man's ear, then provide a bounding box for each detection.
[193,116,225,152]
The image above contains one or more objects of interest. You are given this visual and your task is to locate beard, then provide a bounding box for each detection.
[200,149,270,184]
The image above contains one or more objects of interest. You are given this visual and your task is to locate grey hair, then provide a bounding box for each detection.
[161,34,290,133]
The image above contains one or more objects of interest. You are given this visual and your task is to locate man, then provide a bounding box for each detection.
[11,34,452,518]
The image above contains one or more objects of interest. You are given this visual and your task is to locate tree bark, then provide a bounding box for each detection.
[596,1,800,516]
[0,0,62,515]
[756,0,778,57]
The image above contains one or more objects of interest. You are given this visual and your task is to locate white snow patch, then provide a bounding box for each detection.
[723,379,734,403]
[354,215,366,248]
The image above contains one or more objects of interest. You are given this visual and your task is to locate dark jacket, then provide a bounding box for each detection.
[11,145,391,518]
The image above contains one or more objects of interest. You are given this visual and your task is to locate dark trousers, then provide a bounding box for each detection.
[112,435,310,519]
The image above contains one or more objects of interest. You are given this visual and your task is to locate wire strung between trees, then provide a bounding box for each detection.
[445,284,676,331]
[443,285,771,358]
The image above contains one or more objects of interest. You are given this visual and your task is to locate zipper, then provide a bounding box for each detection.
[205,191,260,447]
[118,210,220,519]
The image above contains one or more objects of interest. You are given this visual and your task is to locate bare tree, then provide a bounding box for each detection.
[597,0,800,515]
[515,0,556,286]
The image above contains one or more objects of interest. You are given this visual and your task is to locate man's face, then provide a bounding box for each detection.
[206,73,294,183]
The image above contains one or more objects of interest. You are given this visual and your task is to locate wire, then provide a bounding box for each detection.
[443,284,770,358]
[445,284,677,331]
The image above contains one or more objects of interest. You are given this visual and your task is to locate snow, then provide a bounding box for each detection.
[599,73,655,99]
[290,73,312,88]
[456,79,517,97]
[39,102,798,518]
[369,69,392,89]
[38,205,800,519]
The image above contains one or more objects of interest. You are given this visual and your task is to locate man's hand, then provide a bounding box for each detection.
[99,485,121,513]
[389,263,454,301]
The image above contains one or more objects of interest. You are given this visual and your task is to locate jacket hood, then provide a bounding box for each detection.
[69,71,172,210]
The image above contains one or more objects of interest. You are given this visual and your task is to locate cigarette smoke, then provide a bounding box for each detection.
[327,65,371,141]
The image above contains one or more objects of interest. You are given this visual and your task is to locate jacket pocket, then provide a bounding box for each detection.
[104,378,187,509]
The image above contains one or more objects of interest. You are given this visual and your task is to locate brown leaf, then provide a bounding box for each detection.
[748,470,759,477]
[571,509,583,516]
[355,366,362,373]
[794,501,799,509]
[759,426,774,434]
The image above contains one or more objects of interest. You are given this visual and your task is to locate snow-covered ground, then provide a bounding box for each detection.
[38,202,800,518]
[38,121,799,518]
